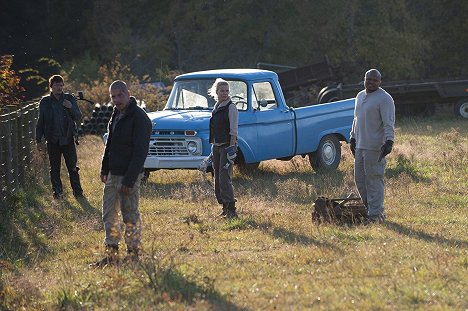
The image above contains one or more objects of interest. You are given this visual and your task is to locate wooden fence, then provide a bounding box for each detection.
[0,102,38,208]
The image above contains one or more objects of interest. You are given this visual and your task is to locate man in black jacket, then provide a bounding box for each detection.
[92,80,152,267]
[36,75,83,199]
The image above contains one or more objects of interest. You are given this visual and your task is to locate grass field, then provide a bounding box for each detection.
[1,114,467,310]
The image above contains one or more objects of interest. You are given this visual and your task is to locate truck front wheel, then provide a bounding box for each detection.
[309,135,341,173]
[454,99,468,118]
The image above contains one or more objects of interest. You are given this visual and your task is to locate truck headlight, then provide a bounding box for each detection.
[187,141,198,153]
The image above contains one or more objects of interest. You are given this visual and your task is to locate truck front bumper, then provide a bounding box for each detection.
[144,156,206,170]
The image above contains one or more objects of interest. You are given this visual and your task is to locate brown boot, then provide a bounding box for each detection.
[90,244,119,268]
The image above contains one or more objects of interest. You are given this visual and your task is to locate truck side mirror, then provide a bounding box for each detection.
[78,91,84,99]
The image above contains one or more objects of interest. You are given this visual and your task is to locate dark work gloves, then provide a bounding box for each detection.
[350,138,356,157]
[379,140,394,162]
[223,145,237,170]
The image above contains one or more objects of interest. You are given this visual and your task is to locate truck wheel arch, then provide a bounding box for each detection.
[308,134,341,173]
[235,148,260,174]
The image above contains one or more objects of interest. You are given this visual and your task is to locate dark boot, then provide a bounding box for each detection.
[69,167,83,197]
[217,203,228,217]
[90,244,119,268]
[225,202,238,219]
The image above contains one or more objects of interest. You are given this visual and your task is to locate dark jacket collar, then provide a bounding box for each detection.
[113,96,139,118]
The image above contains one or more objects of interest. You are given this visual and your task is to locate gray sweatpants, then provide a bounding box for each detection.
[354,149,386,219]
[212,145,235,204]
[102,173,143,251]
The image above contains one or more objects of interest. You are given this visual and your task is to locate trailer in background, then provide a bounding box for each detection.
[317,78,468,118]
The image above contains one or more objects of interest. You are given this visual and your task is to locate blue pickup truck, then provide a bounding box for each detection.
[144,69,354,175]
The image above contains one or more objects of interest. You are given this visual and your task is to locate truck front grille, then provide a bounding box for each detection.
[148,137,194,156]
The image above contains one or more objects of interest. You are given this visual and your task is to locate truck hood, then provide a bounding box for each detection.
[147,110,211,130]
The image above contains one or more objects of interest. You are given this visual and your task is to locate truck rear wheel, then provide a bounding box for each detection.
[454,99,468,118]
[309,135,341,173]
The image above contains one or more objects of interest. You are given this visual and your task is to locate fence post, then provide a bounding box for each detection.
[5,108,14,198]
[17,108,25,185]
[0,110,6,208]
[24,104,33,172]
[10,109,18,196]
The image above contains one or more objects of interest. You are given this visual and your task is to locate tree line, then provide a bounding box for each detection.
[1,0,467,100]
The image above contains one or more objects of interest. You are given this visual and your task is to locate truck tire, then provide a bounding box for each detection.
[309,135,341,173]
[454,99,468,118]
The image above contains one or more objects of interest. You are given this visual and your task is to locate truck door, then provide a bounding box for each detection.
[252,81,294,160]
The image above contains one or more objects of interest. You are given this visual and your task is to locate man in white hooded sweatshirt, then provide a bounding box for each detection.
[350,69,395,223]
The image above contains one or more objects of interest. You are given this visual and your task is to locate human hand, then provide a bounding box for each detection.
[350,138,356,157]
[100,174,108,183]
[199,155,213,173]
[119,184,130,195]
[379,140,394,162]
[63,99,72,109]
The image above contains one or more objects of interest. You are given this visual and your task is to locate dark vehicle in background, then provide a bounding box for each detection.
[318,78,468,118]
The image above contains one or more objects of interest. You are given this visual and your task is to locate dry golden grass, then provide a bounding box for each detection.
[1,114,467,310]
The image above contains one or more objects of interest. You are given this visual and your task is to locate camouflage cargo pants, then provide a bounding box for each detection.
[102,173,143,252]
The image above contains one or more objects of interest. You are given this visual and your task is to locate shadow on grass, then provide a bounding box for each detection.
[225,218,343,253]
[384,221,468,248]
[74,195,100,216]
[0,183,100,268]
[0,185,51,267]
[270,226,343,253]
[158,269,246,310]
[136,253,247,311]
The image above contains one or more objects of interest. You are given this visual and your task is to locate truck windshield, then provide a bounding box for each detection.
[165,79,248,111]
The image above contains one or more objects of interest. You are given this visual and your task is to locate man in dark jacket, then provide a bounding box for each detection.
[36,75,83,199]
[92,80,152,267]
